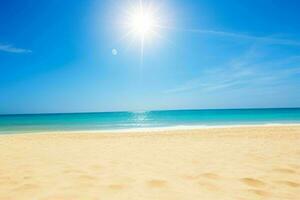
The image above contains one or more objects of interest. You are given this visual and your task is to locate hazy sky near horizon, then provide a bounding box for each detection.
[1,0,300,114]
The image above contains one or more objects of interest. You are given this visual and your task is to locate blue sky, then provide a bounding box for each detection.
[0,0,300,114]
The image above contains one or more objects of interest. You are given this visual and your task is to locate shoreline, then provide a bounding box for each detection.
[1,123,300,136]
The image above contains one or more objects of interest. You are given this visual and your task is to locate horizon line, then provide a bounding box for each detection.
[1,106,300,116]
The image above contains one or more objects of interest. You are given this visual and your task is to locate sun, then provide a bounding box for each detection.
[121,1,164,42]
[115,0,168,64]
[128,6,156,39]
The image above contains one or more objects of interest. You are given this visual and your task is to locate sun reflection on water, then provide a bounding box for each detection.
[131,111,150,127]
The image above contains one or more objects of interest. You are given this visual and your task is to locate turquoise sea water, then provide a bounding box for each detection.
[0,108,300,134]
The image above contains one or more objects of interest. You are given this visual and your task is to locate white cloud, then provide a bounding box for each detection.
[0,44,32,54]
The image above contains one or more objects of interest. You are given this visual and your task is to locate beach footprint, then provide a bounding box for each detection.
[274,180,300,188]
[272,168,297,174]
[247,189,269,197]
[146,179,168,188]
[201,172,221,180]
[240,178,265,188]
[198,181,219,191]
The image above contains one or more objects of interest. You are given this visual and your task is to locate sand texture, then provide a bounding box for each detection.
[0,125,300,199]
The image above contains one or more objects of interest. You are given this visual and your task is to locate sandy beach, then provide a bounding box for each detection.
[0,125,299,200]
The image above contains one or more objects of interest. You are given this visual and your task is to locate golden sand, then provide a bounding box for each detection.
[0,125,300,200]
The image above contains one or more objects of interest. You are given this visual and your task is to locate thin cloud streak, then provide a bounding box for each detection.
[189,29,300,46]
[157,25,300,47]
[0,44,32,54]
[164,67,297,95]
[164,47,300,94]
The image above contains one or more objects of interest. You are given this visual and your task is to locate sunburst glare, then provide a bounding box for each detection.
[127,3,157,40]
[115,0,168,65]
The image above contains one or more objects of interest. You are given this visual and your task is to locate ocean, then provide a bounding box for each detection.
[0,108,300,134]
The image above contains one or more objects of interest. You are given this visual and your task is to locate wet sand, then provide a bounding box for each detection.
[0,125,299,200]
